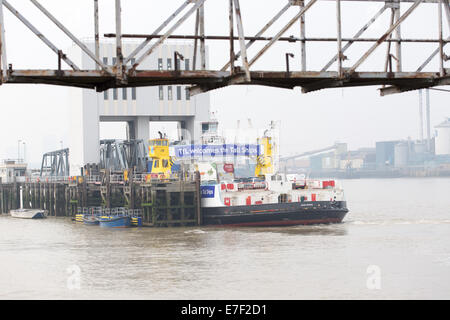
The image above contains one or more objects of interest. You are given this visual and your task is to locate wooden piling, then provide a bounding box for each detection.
[0,178,3,214]
[195,171,202,226]
[2,171,201,227]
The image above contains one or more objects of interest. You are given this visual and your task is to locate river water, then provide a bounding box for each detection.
[1,178,450,300]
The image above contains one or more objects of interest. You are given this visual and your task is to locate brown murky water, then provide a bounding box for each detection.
[1,178,450,299]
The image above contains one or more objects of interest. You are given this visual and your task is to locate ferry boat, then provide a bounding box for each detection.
[145,120,349,227]
[199,122,348,227]
[200,175,348,227]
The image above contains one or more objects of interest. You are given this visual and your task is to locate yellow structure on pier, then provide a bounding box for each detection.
[148,137,173,176]
[255,136,274,177]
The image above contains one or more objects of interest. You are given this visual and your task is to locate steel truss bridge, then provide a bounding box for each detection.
[40,148,69,177]
[0,0,449,96]
[99,139,148,173]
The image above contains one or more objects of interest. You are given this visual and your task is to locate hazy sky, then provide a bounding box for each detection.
[0,0,448,168]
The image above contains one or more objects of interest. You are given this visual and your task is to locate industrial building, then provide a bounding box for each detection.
[289,89,450,178]
[376,141,400,169]
[286,122,450,178]
[308,145,375,172]
[0,160,27,183]
[435,118,450,156]
[68,41,211,176]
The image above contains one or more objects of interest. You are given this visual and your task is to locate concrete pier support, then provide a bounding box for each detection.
[67,41,211,174]
[127,116,150,143]
[69,89,100,176]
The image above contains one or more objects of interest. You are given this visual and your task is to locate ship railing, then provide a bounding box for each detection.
[172,172,197,181]
[116,207,127,216]
[92,207,103,215]
[77,207,89,215]
[77,206,144,217]
[79,207,102,216]
[237,181,267,190]
[29,176,70,183]
[304,179,337,189]
[146,174,178,183]
[136,172,198,183]
[129,209,143,217]
[132,174,146,183]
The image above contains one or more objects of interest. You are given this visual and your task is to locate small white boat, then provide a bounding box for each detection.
[10,209,47,219]
[9,185,47,219]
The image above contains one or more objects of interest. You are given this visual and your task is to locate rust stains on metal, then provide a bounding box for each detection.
[6,69,445,96]
[0,0,447,96]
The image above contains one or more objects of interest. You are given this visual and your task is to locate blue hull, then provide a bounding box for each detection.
[98,216,131,228]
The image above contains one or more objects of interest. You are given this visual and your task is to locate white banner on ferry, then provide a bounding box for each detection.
[174,144,261,159]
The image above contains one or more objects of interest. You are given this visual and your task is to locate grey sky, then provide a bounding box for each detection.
[0,0,448,168]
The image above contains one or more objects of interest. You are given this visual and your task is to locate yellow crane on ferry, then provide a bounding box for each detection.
[148,132,174,177]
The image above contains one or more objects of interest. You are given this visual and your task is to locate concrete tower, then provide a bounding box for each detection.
[68,41,211,175]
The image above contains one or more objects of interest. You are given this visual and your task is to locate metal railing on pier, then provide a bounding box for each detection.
[77,206,143,217]
[23,171,199,185]
[26,176,70,183]
[86,175,101,184]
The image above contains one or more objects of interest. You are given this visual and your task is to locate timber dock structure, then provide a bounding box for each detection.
[0,170,202,227]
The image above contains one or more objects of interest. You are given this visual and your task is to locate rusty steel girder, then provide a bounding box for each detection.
[0,0,449,96]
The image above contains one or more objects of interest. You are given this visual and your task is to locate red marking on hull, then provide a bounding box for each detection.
[212,218,343,227]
